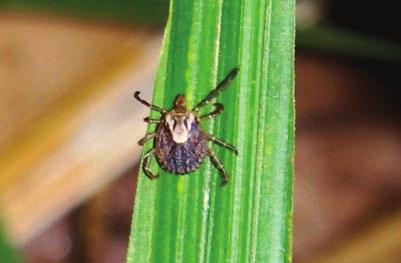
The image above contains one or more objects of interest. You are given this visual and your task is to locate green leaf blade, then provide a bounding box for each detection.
[127,0,295,262]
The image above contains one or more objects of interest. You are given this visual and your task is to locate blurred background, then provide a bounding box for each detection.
[0,0,400,262]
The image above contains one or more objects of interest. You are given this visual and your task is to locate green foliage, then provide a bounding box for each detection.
[297,25,401,62]
[127,0,295,262]
[0,222,21,263]
[0,0,169,25]
[3,0,400,62]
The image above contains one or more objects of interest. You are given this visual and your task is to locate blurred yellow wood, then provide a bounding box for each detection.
[308,210,401,263]
[0,11,162,245]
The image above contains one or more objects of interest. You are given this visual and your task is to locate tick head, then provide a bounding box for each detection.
[165,111,195,144]
[174,94,186,112]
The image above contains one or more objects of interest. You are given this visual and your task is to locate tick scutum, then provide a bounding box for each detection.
[155,121,207,174]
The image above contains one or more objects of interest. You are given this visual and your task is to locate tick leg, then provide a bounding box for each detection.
[207,134,238,155]
[138,132,157,146]
[134,91,166,114]
[144,117,161,124]
[207,148,229,185]
[199,103,224,121]
[192,67,239,111]
[142,149,159,180]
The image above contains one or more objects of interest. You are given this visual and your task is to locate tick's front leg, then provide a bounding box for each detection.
[199,103,224,121]
[138,132,157,146]
[142,149,159,180]
[207,148,228,185]
[134,91,166,113]
[144,117,161,124]
[192,67,239,111]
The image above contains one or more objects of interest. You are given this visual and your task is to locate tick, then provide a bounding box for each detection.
[134,67,239,185]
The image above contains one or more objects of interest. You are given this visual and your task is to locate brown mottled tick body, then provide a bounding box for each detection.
[155,101,207,174]
[134,67,239,185]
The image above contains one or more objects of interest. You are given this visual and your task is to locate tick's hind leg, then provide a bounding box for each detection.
[207,148,228,185]
[138,132,157,146]
[142,149,159,180]
[206,134,238,155]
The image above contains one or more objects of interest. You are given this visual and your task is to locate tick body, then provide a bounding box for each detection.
[134,67,239,185]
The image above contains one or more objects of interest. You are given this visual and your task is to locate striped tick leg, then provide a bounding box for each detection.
[142,149,159,180]
[192,67,239,111]
[207,148,229,185]
[138,132,157,146]
[143,117,161,124]
[206,134,238,155]
[199,103,224,121]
